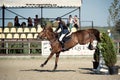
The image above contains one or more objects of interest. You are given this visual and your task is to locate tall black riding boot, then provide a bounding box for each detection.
[60,41,65,51]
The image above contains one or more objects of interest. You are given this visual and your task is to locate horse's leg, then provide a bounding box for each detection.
[53,52,60,71]
[88,38,94,50]
[41,52,54,67]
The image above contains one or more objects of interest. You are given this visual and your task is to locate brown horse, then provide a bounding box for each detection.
[38,26,100,70]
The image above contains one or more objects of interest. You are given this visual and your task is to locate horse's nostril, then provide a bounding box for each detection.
[37,35,40,39]
[37,35,38,38]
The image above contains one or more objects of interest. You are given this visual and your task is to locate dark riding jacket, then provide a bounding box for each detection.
[55,21,69,34]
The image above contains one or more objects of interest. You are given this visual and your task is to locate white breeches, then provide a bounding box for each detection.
[59,34,66,41]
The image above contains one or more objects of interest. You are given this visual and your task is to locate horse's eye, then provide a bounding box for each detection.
[41,29,44,33]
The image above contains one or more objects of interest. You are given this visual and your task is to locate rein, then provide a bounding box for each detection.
[47,31,59,44]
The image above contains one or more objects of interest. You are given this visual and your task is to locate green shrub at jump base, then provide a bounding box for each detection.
[98,33,118,75]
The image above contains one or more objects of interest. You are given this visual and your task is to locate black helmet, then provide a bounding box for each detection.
[56,17,61,21]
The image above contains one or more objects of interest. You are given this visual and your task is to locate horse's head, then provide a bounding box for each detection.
[37,27,46,40]
[37,26,55,40]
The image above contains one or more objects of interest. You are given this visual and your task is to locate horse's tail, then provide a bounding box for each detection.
[87,29,101,42]
[97,32,101,42]
[94,29,101,42]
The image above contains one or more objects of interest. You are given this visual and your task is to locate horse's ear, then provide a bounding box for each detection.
[42,26,46,30]
[46,26,51,29]
[45,26,53,31]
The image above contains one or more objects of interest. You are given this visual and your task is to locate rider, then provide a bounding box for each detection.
[55,17,69,50]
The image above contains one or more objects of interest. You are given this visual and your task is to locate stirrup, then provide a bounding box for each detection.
[61,47,66,51]
[59,41,65,51]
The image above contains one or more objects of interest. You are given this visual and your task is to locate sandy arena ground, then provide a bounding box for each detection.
[0,56,120,80]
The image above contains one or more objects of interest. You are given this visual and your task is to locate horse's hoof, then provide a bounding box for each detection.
[89,48,94,50]
[88,46,94,50]
[52,69,56,71]
[53,66,57,71]
[88,47,96,50]
[40,64,44,67]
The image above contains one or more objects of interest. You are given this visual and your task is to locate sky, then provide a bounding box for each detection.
[81,0,113,27]
[0,0,113,27]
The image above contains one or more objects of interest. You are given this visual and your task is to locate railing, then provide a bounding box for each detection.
[0,27,43,54]
[0,39,120,55]
[0,39,41,54]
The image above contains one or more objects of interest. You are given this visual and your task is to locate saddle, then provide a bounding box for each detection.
[62,35,71,43]
[57,32,71,43]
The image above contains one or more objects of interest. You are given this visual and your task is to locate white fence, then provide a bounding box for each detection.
[41,41,97,56]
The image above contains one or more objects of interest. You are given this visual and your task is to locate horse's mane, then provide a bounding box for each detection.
[45,26,53,32]
[45,26,58,39]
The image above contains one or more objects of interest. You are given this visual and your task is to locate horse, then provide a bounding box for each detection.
[37,26,101,70]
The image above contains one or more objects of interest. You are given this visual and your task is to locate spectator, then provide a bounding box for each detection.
[27,17,33,27]
[107,29,112,38]
[34,15,40,27]
[67,15,74,32]
[73,15,79,30]
[14,16,20,27]
[21,22,26,27]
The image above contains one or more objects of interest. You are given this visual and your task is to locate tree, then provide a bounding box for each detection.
[99,33,117,67]
[108,0,120,27]
[115,19,120,33]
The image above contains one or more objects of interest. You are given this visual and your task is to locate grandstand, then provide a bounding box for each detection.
[0,26,78,54]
